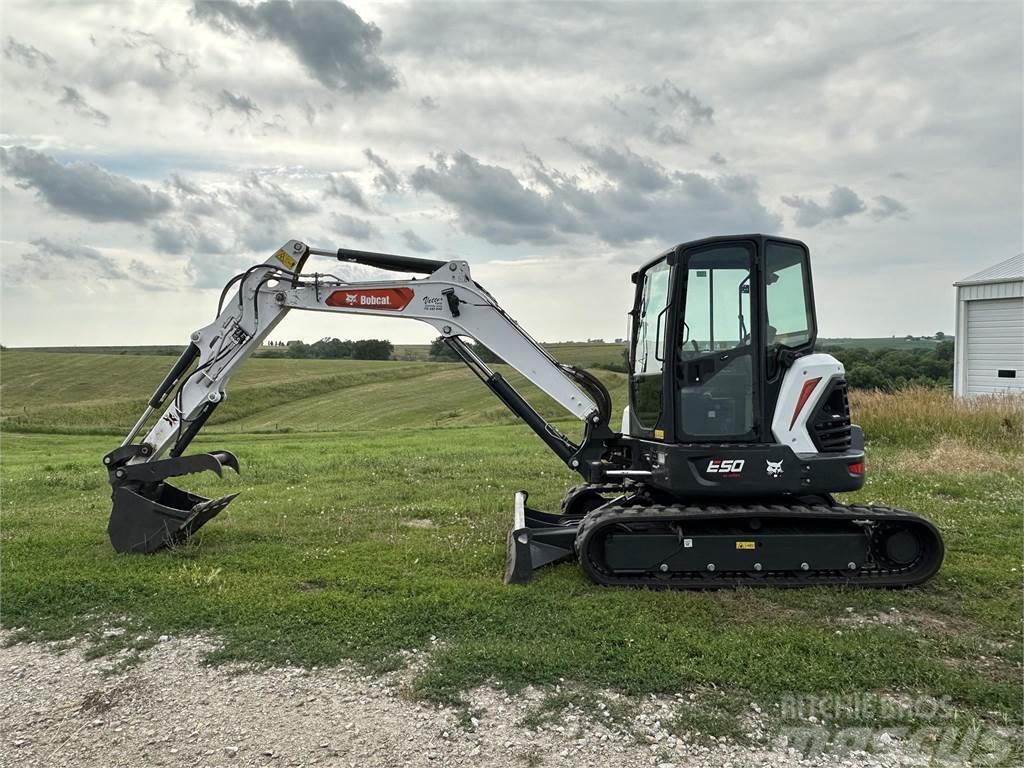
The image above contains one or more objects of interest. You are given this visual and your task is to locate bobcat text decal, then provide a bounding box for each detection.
[325,287,414,311]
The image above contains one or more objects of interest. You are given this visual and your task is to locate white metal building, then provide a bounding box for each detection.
[953,254,1024,397]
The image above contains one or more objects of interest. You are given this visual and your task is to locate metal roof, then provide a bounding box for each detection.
[954,253,1024,286]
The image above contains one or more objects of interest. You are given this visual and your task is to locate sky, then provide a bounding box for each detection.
[1,0,1021,348]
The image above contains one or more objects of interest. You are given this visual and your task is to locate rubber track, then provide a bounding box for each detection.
[574,501,944,589]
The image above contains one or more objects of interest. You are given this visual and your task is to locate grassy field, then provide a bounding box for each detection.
[0,351,629,436]
[1,350,1020,746]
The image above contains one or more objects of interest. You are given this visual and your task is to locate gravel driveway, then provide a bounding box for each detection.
[1,634,936,768]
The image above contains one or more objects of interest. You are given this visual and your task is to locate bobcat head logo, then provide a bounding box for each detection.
[766,459,784,478]
[344,293,358,305]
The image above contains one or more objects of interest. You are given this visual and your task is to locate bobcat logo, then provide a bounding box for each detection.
[344,293,358,305]
[766,459,784,478]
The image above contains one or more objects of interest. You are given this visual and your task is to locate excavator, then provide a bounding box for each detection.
[103,235,944,588]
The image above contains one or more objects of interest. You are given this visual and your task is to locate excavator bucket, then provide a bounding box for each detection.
[103,447,241,554]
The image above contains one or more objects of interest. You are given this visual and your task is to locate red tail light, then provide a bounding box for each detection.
[848,462,865,475]
[789,377,822,429]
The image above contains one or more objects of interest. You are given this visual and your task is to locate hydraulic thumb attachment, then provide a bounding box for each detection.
[104,443,240,553]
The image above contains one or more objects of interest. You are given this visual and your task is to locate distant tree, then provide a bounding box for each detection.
[935,331,945,340]
[429,336,460,361]
[935,340,954,362]
[285,341,310,358]
[846,364,886,390]
[352,339,393,360]
[310,337,353,359]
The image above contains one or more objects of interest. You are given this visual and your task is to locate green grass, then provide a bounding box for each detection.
[0,350,1020,741]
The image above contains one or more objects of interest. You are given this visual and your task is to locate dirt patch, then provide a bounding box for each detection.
[402,518,437,529]
[0,633,944,768]
[297,579,331,591]
[892,438,1023,476]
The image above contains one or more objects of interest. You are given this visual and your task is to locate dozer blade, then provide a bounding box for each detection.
[105,450,241,554]
[504,491,580,584]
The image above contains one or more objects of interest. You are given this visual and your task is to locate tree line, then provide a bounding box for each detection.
[256,337,956,392]
[257,338,393,360]
[822,341,954,390]
[592,341,955,391]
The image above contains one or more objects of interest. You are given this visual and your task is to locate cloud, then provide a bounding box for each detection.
[58,86,110,126]
[191,0,399,93]
[604,79,715,146]
[148,171,322,275]
[411,149,780,246]
[16,237,167,291]
[332,212,379,241]
[0,146,173,223]
[562,140,671,192]
[233,173,319,216]
[709,152,728,165]
[3,37,54,69]
[363,148,400,193]
[324,172,369,210]
[151,220,232,255]
[641,80,714,124]
[217,89,261,118]
[401,229,435,253]
[410,151,580,245]
[781,186,867,227]
[226,173,320,250]
[870,194,909,221]
[418,95,438,111]
[27,237,128,281]
[84,28,197,94]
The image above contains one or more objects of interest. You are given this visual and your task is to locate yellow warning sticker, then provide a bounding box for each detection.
[275,249,297,269]
[653,429,665,440]
[735,541,756,550]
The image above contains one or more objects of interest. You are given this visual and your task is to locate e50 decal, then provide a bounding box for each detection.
[706,458,745,475]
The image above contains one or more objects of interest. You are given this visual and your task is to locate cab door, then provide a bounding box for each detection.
[628,256,672,438]
[675,241,760,441]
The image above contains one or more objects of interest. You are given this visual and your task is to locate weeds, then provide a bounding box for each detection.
[852,387,1022,449]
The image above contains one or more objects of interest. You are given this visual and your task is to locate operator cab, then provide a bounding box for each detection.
[628,234,817,444]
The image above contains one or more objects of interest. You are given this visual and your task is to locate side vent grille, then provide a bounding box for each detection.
[810,379,853,452]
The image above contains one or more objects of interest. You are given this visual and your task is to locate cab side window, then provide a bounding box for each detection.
[631,259,670,427]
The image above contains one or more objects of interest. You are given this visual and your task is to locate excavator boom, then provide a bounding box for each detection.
[104,240,614,553]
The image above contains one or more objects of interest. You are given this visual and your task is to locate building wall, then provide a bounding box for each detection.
[958,280,1024,301]
[954,279,1024,397]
